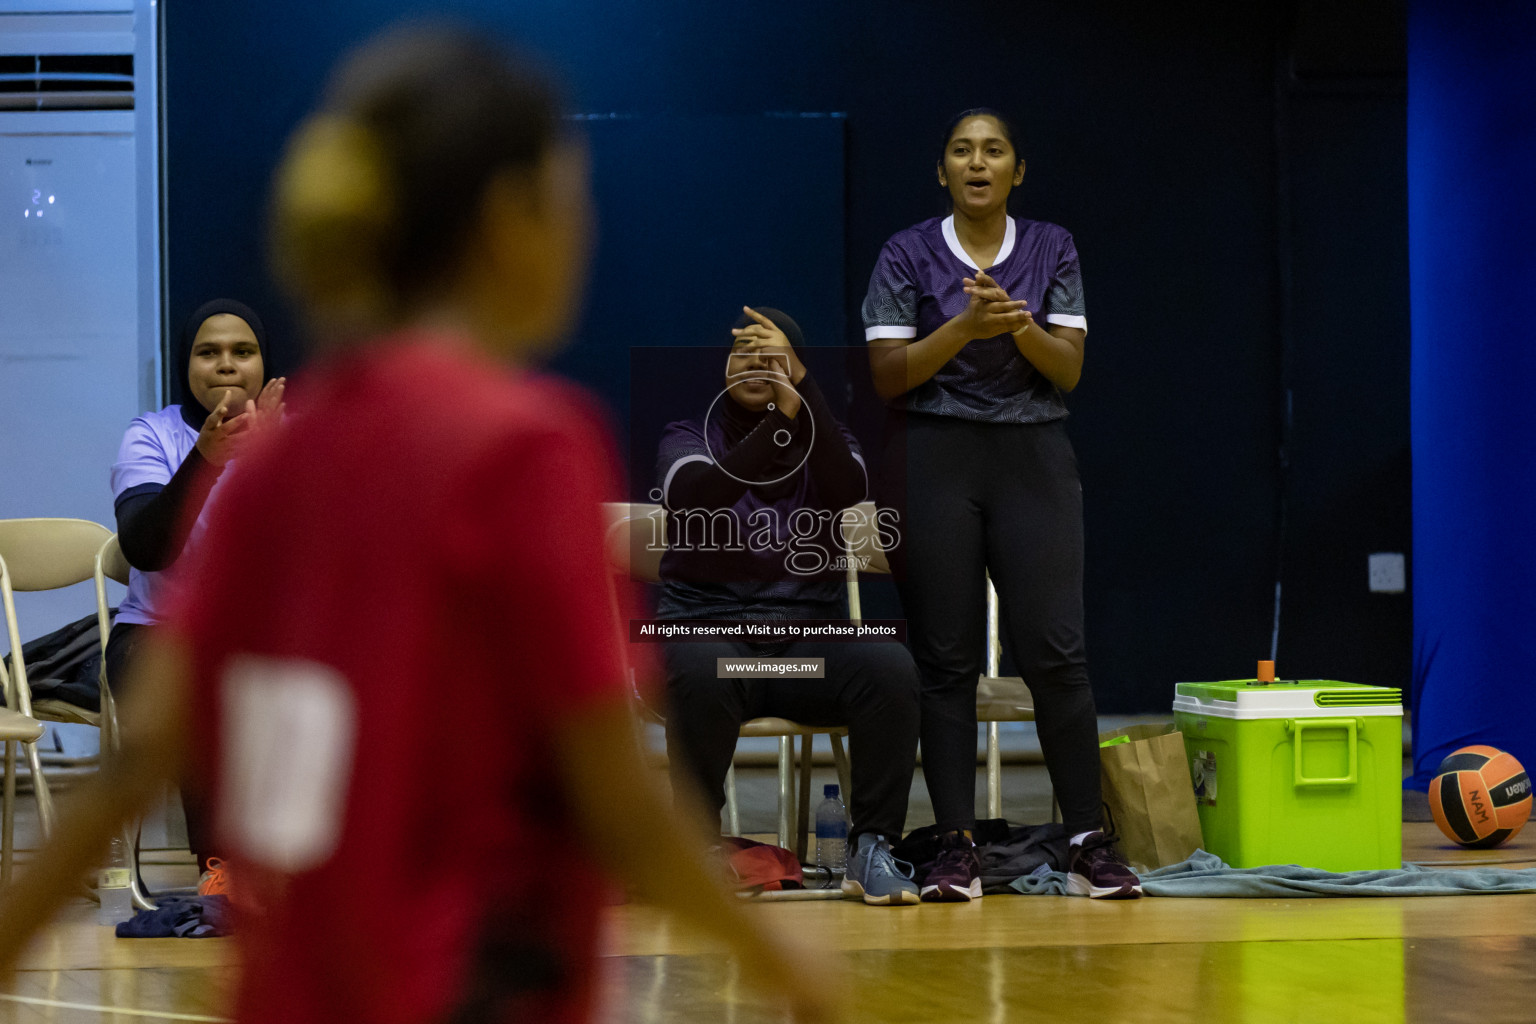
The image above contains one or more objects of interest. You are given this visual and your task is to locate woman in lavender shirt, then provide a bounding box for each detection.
[862,109,1140,901]
[108,300,284,656]
[106,299,283,881]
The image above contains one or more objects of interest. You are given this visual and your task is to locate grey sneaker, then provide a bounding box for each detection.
[841,833,920,906]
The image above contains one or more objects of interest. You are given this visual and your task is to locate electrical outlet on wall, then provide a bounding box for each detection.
[1368,553,1406,593]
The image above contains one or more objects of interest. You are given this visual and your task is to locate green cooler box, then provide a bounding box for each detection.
[1173,679,1402,871]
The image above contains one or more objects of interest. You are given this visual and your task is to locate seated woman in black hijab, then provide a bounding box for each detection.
[106,298,284,891]
[656,306,921,906]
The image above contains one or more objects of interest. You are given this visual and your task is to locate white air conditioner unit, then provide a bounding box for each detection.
[0,0,161,638]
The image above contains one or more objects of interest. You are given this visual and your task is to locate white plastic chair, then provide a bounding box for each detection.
[93,534,160,910]
[0,518,113,883]
[979,574,1043,821]
[91,536,129,757]
[0,654,45,884]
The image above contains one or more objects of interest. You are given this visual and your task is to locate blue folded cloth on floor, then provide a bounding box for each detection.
[1009,848,1536,897]
[115,895,232,938]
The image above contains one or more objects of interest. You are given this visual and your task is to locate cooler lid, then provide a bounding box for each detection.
[1173,680,1402,719]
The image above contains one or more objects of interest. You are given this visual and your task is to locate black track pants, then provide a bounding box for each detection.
[662,639,920,840]
[106,622,218,873]
[880,413,1103,835]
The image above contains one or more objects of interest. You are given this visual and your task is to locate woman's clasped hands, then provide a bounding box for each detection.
[195,377,287,467]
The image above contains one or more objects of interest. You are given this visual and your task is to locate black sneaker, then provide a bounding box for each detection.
[1067,831,1142,899]
[919,830,983,902]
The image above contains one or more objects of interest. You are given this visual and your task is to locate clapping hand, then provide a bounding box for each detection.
[195,377,286,467]
[247,376,287,432]
[731,307,806,384]
[728,307,804,417]
[960,272,1032,338]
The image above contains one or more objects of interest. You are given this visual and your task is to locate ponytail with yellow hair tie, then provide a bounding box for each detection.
[270,114,399,331]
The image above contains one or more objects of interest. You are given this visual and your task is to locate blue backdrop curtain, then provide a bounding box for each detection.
[1408,2,1536,788]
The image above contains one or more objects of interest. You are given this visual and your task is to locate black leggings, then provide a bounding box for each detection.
[106,622,218,874]
[880,413,1103,835]
[662,639,920,841]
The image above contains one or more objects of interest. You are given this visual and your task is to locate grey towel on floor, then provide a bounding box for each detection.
[1009,848,1536,897]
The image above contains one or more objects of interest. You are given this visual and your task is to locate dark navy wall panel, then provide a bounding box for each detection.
[570,115,845,494]
[1277,90,1411,685]
[1408,2,1536,786]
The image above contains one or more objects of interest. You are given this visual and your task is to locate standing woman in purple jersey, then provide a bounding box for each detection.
[862,109,1141,901]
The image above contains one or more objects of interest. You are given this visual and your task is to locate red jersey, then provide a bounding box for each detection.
[164,336,630,1024]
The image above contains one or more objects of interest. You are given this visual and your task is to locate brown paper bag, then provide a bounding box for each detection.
[1097,722,1204,870]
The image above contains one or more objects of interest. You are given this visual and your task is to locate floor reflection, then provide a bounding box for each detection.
[0,967,232,1023]
[2,934,1530,1022]
[602,938,1423,1024]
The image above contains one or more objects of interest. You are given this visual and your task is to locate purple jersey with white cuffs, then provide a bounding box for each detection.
[862,215,1087,423]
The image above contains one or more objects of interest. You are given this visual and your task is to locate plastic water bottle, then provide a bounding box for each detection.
[815,784,849,873]
[97,836,132,927]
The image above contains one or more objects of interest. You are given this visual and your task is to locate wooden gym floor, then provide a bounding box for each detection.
[3,748,1535,1022]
